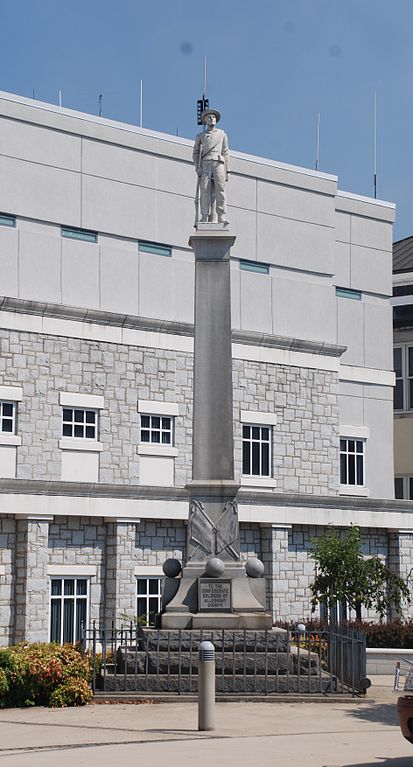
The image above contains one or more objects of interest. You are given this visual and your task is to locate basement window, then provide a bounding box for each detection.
[61,226,98,243]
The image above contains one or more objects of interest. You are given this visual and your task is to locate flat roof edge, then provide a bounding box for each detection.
[337,189,395,209]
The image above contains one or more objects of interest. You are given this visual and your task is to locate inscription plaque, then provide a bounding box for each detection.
[198,578,232,612]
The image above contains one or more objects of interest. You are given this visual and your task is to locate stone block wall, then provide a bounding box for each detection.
[135,519,187,565]
[0,516,15,646]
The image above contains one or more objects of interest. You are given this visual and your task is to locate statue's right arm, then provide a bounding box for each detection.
[193,134,201,174]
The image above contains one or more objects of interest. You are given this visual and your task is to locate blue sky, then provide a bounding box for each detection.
[0,0,412,239]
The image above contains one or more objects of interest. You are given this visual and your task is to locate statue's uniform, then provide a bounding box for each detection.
[193,127,229,222]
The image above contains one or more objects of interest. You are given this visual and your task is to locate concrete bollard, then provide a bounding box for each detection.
[198,640,215,731]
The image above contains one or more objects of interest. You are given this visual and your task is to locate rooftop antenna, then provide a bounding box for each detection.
[373,90,378,199]
[98,93,103,117]
[315,112,320,171]
[58,90,62,107]
[32,89,35,100]
[139,80,143,128]
[196,56,209,126]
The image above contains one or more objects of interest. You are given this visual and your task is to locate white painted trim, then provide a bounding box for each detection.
[339,365,395,387]
[339,485,370,497]
[137,400,179,416]
[135,565,165,576]
[0,386,23,401]
[233,342,340,373]
[391,296,413,307]
[0,435,21,446]
[241,477,277,489]
[59,438,104,452]
[337,189,395,209]
[137,444,178,457]
[60,392,105,409]
[0,564,5,576]
[47,565,97,576]
[240,410,277,425]
[340,425,370,439]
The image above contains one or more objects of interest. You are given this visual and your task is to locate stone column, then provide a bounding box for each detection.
[14,516,50,643]
[388,529,413,620]
[105,519,137,628]
[261,524,291,620]
[0,516,16,647]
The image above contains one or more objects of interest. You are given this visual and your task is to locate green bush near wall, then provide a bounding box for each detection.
[0,643,92,707]
[276,619,413,649]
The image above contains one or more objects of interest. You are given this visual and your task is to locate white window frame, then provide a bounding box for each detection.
[62,407,98,440]
[242,423,272,478]
[59,392,104,452]
[137,401,179,457]
[49,575,90,644]
[135,573,163,626]
[0,386,22,447]
[339,426,369,496]
[0,401,16,435]
[395,475,413,500]
[394,344,413,412]
[140,413,173,446]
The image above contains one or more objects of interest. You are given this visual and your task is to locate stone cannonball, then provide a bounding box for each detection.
[245,557,265,578]
[205,557,225,578]
[162,558,182,578]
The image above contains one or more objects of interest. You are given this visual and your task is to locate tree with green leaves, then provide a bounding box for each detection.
[310,526,411,622]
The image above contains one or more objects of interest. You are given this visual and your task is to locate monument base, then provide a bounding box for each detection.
[161,611,273,630]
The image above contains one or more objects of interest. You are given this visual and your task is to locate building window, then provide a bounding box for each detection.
[136,577,162,626]
[0,402,15,434]
[140,414,172,445]
[0,213,16,228]
[240,260,269,274]
[61,226,97,243]
[50,577,88,644]
[138,241,171,257]
[395,476,413,500]
[62,408,97,439]
[336,287,362,300]
[242,424,271,477]
[340,438,365,486]
[394,345,413,410]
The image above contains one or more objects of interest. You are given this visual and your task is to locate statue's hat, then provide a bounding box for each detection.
[201,108,221,124]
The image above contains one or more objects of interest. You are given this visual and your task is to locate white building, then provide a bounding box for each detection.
[0,90,408,645]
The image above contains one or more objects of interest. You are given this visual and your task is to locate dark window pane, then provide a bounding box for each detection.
[50,600,61,643]
[251,442,260,474]
[161,432,171,444]
[261,428,269,441]
[394,380,404,410]
[75,599,87,642]
[152,417,160,429]
[51,579,62,596]
[348,455,356,484]
[395,477,404,499]
[141,430,150,442]
[63,599,74,643]
[2,403,13,417]
[242,441,250,474]
[62,423,72,437]
[348,440,355,453]
[261,443,269,476]
[394,348,402,377]
[356,441,363,454]
[74,410,84,423]
[251,427,260,440]
[137,597,146,617]
[148,598,158,623]
[2,419,12,432]
[356,455,364,485]
[63,409,72,421]
[74,424,83,437]
[64,579,75,595]
[85,411,95,424]
[242,425,250,439]
[137,579,146,595]
[340,439,346,452]
[409,347,413,377]
[85,426,95,438]
[152,431,160,443]
[141,416,150,428]
[149,579,159,594]
[409,477,413,501]
[162,418,170,430]
[340,453,347,484]
[409,379,413,410]
[76,579,87,595]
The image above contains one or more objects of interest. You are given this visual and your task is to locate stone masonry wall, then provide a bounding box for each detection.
[0,516,15,646]
[135,520,186,565]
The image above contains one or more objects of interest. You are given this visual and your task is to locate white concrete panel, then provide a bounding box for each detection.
[139,251,173,320]
[364,397,394,498]
[155,191,193,248]
[228,174,256,210]
[363,300,392,370]
[273,278,336,343]
[82,139,156,187]
[257,213,335,274]
[335,242,351,287]
[335,211,351,243]
[339,394,364,426]
[100,245,138,316]
[257,180,335,227]
[240,271,272,333]
[351,215,393,251]
[350,244,392,296]
[81,175,156,240]
[337,297,364,366]
[0,445,16,478]
[0,155,81,226]
[156,156,194,197]
[0,116,81,170]
[172,258,194,323]
[61,239,100,310]
[19,231,61,303]
[363,383,393,401]
[227,207,257,262]
[61,450,99,482]
[139,455,174,486]
[0,226,18,297]
[339,381,364,398]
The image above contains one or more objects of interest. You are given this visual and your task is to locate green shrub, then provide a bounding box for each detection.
[275,619,413,649]
[0,643,92,708]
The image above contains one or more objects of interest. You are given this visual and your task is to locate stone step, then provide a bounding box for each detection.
[98,673,335,694]
[137,627,291,653]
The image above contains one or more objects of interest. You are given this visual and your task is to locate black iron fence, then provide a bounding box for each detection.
[83,622,367,697]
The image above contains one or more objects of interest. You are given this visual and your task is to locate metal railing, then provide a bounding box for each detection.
[83,622,366,697]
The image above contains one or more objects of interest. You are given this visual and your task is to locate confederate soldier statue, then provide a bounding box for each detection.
[193,108,229,225]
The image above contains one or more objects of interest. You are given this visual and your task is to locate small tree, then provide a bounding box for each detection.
[310,526,411,622]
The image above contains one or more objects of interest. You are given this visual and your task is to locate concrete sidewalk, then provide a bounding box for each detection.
[0,675,410,767]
